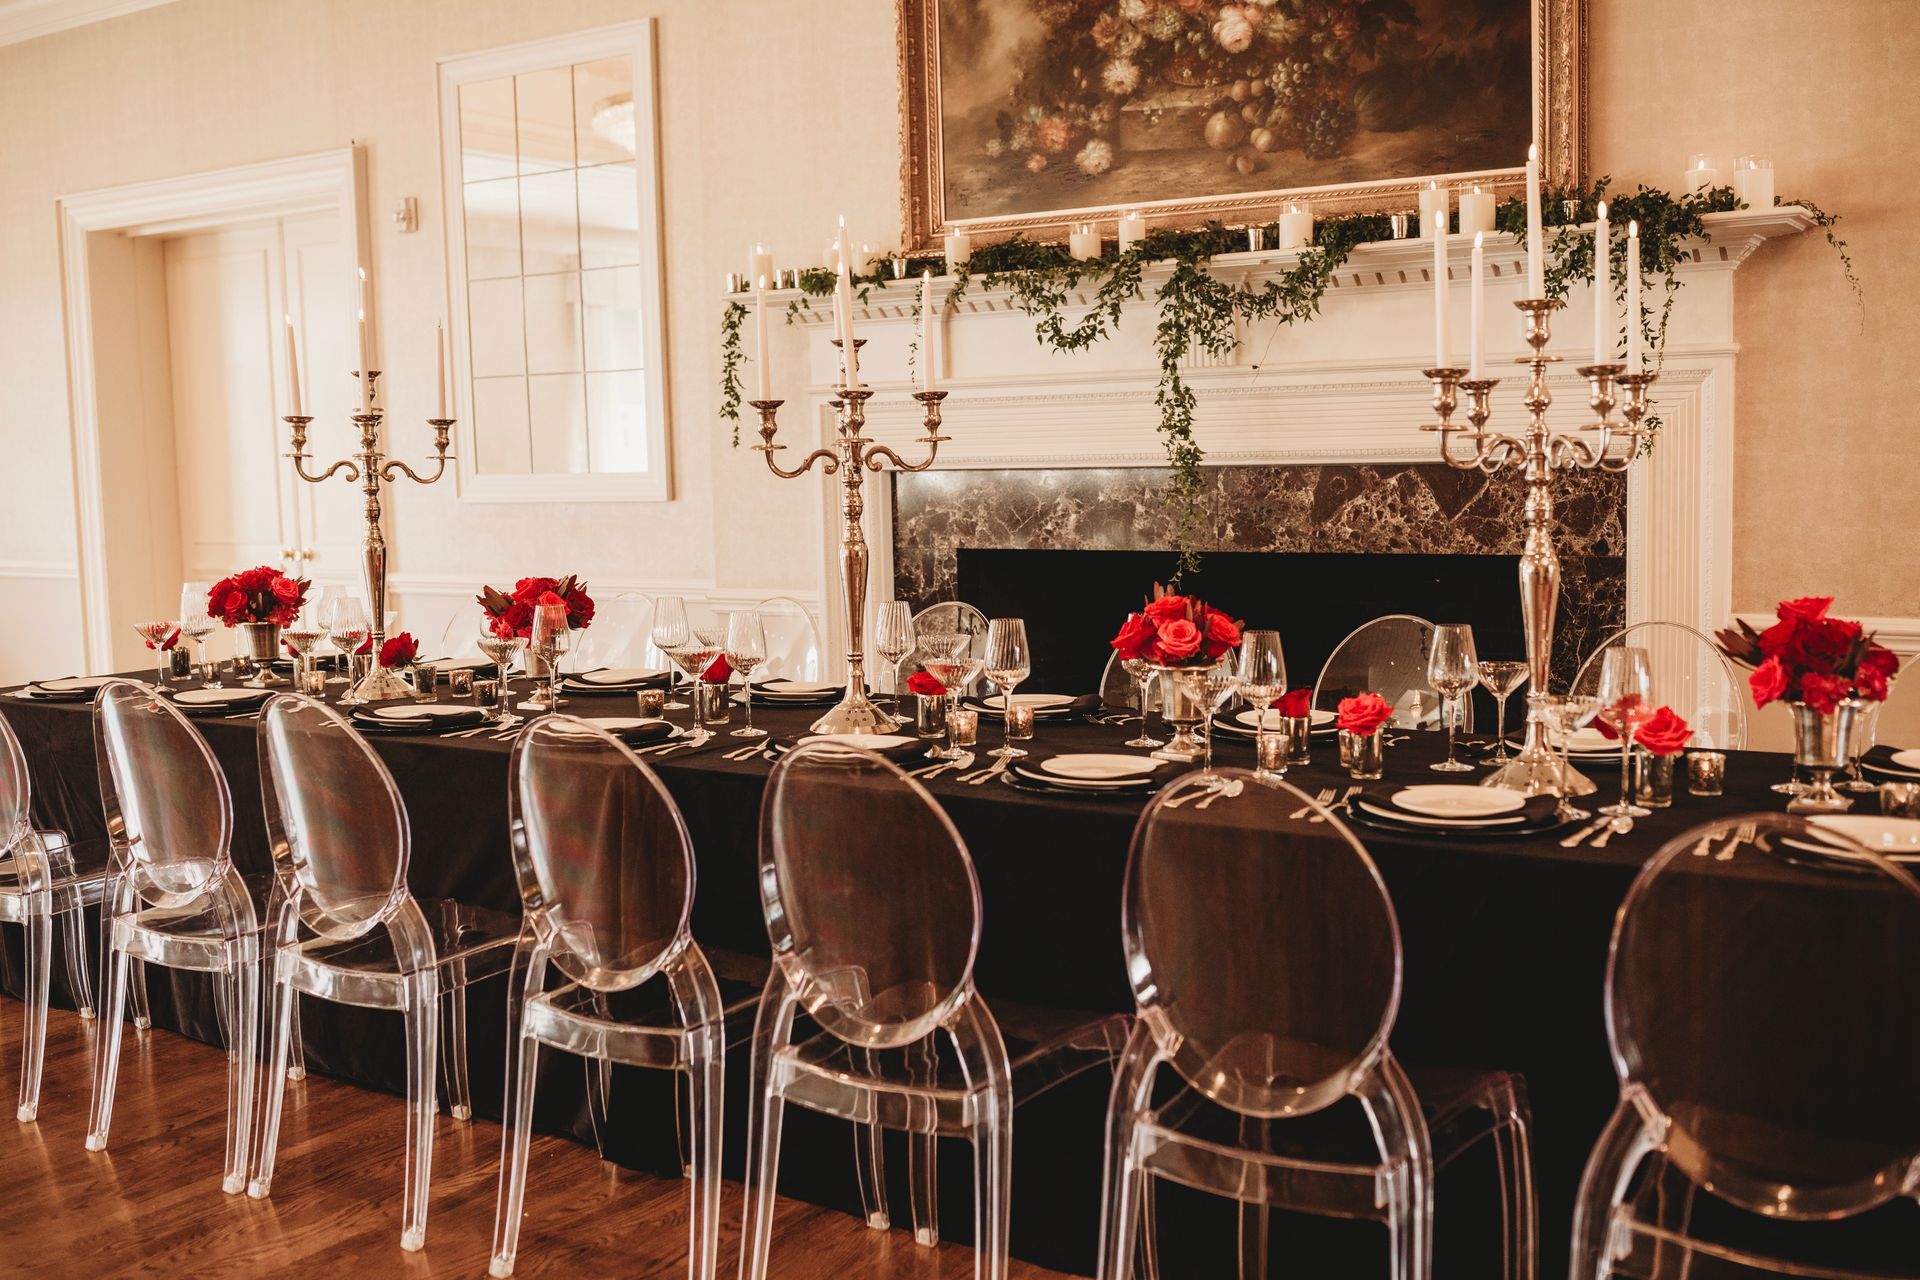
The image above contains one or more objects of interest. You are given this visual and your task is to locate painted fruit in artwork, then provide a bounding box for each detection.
[1203,109,1247,151]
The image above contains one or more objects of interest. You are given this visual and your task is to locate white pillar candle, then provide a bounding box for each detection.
[1457,185,1496,236]
[1419,181,1445,238]
[944,228,972,268]
[1684,154,1723,192]
[1432,201,1450,369]
[435,321,447,419]
[1733,156,1774,210]
[1068,222,1101,260]
[284,315,304,418]
[1626,221,1642,377]
[919,270,936,393]
[1117,210,1146,252]
[1469,232,1485,381]
[754,277,772,401]
[1276,202,1313,249]
[1592,200,1610,366]
[1525,143,1545,299]
[749,243,773,286]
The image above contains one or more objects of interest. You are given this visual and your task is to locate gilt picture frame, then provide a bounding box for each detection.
[898,0,1585,249]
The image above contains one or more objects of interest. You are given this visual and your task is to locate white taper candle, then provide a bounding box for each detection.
[1626,220,1642,376]
[284,315,303,418]
[1592,200,1610,366]
[1432,192,1450,368]
[1469,232,1485,381]
[1525,142,1545,299]
[754,277,772,401]
[920,270,936,392]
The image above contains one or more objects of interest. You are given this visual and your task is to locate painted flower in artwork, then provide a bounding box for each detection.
[1076,138,1115,175]
[1025,153,1049,174]
[1035,116,1075,154]
[1213,5,1257,53]
[1101,57,1142,96]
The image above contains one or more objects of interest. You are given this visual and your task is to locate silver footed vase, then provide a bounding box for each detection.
[1786,697,1864,814]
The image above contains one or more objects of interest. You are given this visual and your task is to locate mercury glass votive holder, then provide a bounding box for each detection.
[1881,782,1920,820]
[410,664,438,701]
[473,678,504,719]
[297,668,327,697]
[1008,704,1036,741]
[1255,733,1287,777]
[946,708,979,750]
[1685,750,1726,797]
[449,668,474,697]
[636,688,667,719]
[1339,730,1384,780]
[913,693,952,738]
[1633,750,1675,809]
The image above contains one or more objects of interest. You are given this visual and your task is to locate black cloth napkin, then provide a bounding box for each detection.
[561,668,671,693]
[1862,744,1920,778]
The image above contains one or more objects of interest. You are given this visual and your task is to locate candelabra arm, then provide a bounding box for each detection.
[750,400,838,478]
[283,416,359,483]
[380,418,455,485]
[864,390,950,473]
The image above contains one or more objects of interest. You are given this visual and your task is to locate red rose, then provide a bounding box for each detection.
[537,590,566,609]
[1799,671,1849,716]
[378,632,418,669]
[1110,613,1156,661]
[1778,596,1834,623]
[1142,594,1190,624]
[1277,688,1312,718]
[1154,618,1202,661]
[1634,706,1692,756]
[1336,692,1392,736]
[702,654,732,683]
[221,590,249,620]
[270,575,300,605]
[563,587,596,630]
[906,671,948,696]
[1857,645,1899,701]
[1201,607,1243,654]
[1749,655,1789,707]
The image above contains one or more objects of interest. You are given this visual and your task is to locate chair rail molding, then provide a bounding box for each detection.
[772,208,1812,673]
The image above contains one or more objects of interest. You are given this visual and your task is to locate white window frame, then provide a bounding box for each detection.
[436,19,672,502]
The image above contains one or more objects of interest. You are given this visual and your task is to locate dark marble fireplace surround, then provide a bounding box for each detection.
[891,463,1626,689]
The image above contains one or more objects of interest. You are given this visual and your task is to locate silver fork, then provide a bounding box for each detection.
[1163,780,1221,809]
[1310,786,1360,822]
[1715,820,1755,861]
[1193,779,1243,810]
[1289,788,1336,820]
[960,756,1015,785]
[909,752,972,780]
[1590,815,1633,849]
[1560,816,1611,848]
[722,741,766,761]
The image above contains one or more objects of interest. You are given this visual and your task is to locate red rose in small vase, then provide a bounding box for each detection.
[702,654,732,683]
[1277,688,1312,718]
[1336,692,1393,736]
[1154,618,1203,661]
[378,632,419,670]
[906,671,948,696]
[1634,706,1692,756]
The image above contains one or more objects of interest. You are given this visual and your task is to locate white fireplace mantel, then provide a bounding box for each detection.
[765,208,1815,673]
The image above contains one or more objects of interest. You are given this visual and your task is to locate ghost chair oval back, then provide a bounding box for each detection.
[1569,815,1920,1280]
[1570,621,1750,750]
[492,714,765,1280]
[435,607,485,663]
[1312,614,1447,730]
[1098,769,1538,1280]
[755,596,823,683]
[741,741,1130,1279]
[0,704,109,1122]
[86,679,277,1194]
[571,590,659,672]
[247,693,518,1252]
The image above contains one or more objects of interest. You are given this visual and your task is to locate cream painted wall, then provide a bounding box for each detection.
[1,0,1914,751]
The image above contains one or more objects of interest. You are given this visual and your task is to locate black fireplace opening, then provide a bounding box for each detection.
[956,548,1534,701]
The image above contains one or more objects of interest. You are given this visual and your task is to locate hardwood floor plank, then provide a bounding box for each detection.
[0,1001,1074,1278]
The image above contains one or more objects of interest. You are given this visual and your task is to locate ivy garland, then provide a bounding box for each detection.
[719,183,1854,570]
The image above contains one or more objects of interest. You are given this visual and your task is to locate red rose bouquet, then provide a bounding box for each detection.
[1715,597,1899,714]
[1109,586,1243,669]
[906,671,948,696]
[1336,692,1393,736]
[378,632,419,670]
[477,575,595,641]
[1633,706,1692,756]
[208,566,309,627]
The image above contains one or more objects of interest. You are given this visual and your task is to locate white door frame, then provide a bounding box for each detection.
[57,146,373,670]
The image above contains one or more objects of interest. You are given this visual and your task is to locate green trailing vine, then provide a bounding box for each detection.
[719,186,1854,564]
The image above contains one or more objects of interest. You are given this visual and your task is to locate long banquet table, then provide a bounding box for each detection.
[4,674,1914,1276]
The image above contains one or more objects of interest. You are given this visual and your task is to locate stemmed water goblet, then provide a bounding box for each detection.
[1477,660,1530,765]
[527,603,572,711]
[1538,693,1600,822]
[983,618,1032,759]
[1120,658,1162,750]
[281,617,326,689]
[476,614,527,685]
[725,611,768,738]
[1426,624,1481,773]
[326,600,372,704]
[921,636,983,760]
[132,620,179,688]
[652,596,693,711]
[1200,656,1242,772]
[1840,692,1890,793]
[1595,646,1656,819]
[1236,630,1287,779]
[179,581,216,685]
[873,601,916,723]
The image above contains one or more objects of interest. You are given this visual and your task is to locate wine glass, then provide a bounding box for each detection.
[1120,658,1162,750]
[921,637,983,760]
[662,623,723,731]
[873,601,917,720]
[1236,630,1287,777]
[1595,646,1655,818]
[983,618,1032,760]
[1476,659,1531,765]
[179,581,216,686]
[1538,693,1600,821]
[528,602,572,711]
[281,621,326,686]
[1840,691,1890,794]
[1426,624,1480,773]
[132,620,179,687]
[725,611,768,739]
[1200,656,1242,772]
[326,599,371,704]
[652,596,693,710]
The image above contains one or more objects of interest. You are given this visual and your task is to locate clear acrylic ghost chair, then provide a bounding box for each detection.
[755,596,823,682]
[435,609,485,662]
[1312,614,1444,730]
[574,591,659,672]
[1099,769,1537,1280]
[1571,621,1750,749]
[86,679,274,1194]
[490,714,762,1278]
[742,742,1129,1279]
[248,693,518,1251]
[0,708,108,1121]
[914,602,989,696]
[1570,815,1920,1280]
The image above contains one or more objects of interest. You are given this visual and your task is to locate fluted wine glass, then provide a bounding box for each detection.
[1595,646,1655,819]
[726,610,768,738]
[1426,624,1480,773]
[528,602,571,711]
[326,600,371,705]
[476,613,527,691]
[652,595,692,711]
[921,636,983,760]
[983,618,1032,760]
[1236,630,1287,779]
[873,601,916,721]
[1477,659,1530,765]
[1200,656,1242,772]
[180,582,216,686]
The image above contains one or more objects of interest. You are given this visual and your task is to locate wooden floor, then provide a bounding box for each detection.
[0,1001,1073,1278]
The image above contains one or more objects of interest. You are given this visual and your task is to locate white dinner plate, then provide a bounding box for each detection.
[795,733,918,754]
[1390,785,1527,818]
[976,693,1076,711]
[548,717,680,739]
[1355,799,1526,828]
[423,656,494,672]
[169,687,266,707]
[1807,815,1920,859]
[761,681,839,696]
[1230,709,1338,731]
[570,667,668,686]
[35,677,113,693]
[363,704,486,722]
[1039,754,1160,782]
[1891,749,1920,773]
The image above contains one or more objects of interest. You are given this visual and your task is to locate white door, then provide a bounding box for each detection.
[163,213,359,596]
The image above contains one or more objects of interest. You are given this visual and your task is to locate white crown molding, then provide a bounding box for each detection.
[0,0,176,49]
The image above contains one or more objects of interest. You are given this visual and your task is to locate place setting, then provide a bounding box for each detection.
[997,751,1190,799]
[9,675,118,703]
[1342,782,1566,840]
[343,701,496,736]
[557,666,673,697]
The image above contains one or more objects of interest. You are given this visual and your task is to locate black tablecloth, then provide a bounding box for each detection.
[4,677,1912,1276]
